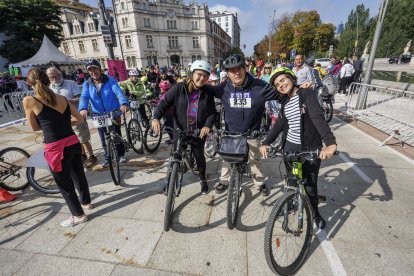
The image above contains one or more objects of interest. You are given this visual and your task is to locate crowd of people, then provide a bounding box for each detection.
[17,52,340,229]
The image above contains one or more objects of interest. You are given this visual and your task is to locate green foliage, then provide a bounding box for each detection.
[254,11,336,60]
[0,0,63,65]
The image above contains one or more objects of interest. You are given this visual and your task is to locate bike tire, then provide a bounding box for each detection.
[144,102,153,121]
[127,118,144,154]
[226,167,241,230]
[0,147,30,191]
[322,100,333,123]
[164,163,178,232]
[264,190,313,275]
[26,167,60,194]
[108,138,121,186]
[143,127,162,153]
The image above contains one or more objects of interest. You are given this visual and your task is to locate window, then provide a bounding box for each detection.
[122,17,128,27]
[226,16,229,21]
[146,35,153,48]
[226,28,229,32]
[92,39,99,51]
[125,35,132,48]
[62,42,70,54]
[78,40,85,53]
[168,36,178,48]
[226,22,228,27]
[191,20,198,30]
[192,8,196,14]
[192,55,202,62]
[218,18,221,22]
[126,56,132,67]
[74,25,81,34]
[192,36,199,48]
[144,18,151,27]
[131,56,137,67]
[120,1,125,10]
[142,3,147,10]
[167,20,177,29]
[88,22,95,32]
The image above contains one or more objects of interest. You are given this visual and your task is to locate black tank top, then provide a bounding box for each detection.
[32,96,75,144]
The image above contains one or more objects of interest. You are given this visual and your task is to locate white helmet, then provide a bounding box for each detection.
[220,71,228,79]
[190,60,211,75]
[128,69,139,76]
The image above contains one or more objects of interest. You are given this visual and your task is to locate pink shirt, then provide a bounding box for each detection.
[44,134,79,172]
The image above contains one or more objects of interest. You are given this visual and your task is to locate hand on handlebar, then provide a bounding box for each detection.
[151,119,160,135]
[259,145,270,159]
[120,105,129,114]
[320,144,337,160]
[199,127,210,139]
[80,110,88,118]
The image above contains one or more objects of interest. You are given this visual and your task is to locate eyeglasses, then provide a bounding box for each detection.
[264,67,272,69]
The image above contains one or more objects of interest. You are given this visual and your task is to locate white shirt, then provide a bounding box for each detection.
[340,63,355,78]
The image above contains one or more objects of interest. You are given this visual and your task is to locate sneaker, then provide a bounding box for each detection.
[60,215,88,227]
[314,213,326,229]
[119,156,127,163]
[101,160,110,168]
[215,183,228,194]
[259,183,270,196]
[200,181,209,195]
[84,155,98,168]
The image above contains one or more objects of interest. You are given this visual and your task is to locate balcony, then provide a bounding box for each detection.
[167,45,182,52]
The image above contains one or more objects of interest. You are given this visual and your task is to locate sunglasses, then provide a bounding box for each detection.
[264,67,272,69]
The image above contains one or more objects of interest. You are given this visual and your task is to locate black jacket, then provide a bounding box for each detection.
[213,73,280,133]
[153,82,216,131]
[263,88,336,150]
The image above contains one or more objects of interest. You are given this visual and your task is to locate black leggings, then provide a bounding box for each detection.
[177,137,206,181]
[50,143,91,216]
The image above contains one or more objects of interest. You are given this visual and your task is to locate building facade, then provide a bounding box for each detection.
[57,0,231,69]
[209,11,241,49]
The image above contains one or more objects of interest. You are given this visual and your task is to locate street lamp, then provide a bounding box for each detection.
[267,10,276,62]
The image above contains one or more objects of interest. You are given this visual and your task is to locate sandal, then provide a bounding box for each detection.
[61,215,88,227]
[215,183,228,194]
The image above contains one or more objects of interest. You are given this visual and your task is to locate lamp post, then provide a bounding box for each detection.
[98,0,115,60]
[267,10,276,62]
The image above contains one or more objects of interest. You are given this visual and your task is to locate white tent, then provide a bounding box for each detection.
[11,35,84,66]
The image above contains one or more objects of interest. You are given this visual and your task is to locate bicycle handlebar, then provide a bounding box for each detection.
[267,147,339,162]
[162,126,200,138]
[212,129,268,138]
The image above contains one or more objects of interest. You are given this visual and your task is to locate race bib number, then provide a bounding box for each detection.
[229,92,252,108]
[92,114,112,128]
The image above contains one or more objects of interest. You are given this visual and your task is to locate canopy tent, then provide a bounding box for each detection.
[11,35,84,67]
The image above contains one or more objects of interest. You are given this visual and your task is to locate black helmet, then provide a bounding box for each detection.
[223,54,245,69]
[305,58,315,67]
[85,59,101,70]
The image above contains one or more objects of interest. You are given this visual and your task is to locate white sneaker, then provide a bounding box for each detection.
[119,156,127,163]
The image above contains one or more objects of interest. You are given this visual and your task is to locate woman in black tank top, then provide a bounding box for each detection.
[23,68,92,227]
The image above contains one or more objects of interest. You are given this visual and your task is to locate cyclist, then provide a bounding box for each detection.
[158,81,174,144]
[78,60,130,167]
[260,62,273,84]
[147,65,158,84]
[156,67,176,89]
[213,54,280,196]
[207,74,219,86]
[338,59,355,95]
[259,67,337,229]
[305,58,323,93]
[177,70,188,83]
[151,60,216,195]
[119,69,152,128]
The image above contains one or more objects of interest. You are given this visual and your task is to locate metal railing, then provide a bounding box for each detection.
[345,82,414,147]
[1,91,34,116]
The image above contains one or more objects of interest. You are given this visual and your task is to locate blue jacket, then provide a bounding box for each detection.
[78,75,129,114]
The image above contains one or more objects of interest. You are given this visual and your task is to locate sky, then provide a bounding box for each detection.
[82,0,381,56]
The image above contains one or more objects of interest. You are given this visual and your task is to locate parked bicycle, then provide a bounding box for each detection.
[263,147,338,275]
[163,127,197,232]
[91,111,141,185]
[319,75,338,123]
[0,147,30,191]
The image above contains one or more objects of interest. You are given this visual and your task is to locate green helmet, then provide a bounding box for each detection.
[269,67,297,88]
[140,76,148,83]
[180,70,188,77]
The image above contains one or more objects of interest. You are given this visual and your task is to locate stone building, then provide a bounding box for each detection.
[57,0,233,69]
[209,10,241,49]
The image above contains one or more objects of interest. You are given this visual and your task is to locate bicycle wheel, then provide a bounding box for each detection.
[204,132,218,159]
[127,118,144,154]
[322,100,333,123]
[144,103,153,121]
[143,127,162,153]
[107,138,121,185]
[164,163,178,232]
[264,190,313,275]
[26,167,60,194]
[226,167,241,230]
[0,147,30,191]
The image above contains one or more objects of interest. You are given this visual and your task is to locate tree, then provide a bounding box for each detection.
[0,0,63,65]
[291,10,321,55]
[334,4,372,58]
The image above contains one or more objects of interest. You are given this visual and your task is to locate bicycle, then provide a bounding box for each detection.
[319,75,338,123]
[0,147,30,191]
[216,130,265,230]
[162,127,197,232]
[91,111,141,185]
[263,148,338,275]
[124,99,144,154]
[204,102,223,159]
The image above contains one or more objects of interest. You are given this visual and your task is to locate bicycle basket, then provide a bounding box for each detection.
[218,135,248,163]
[321,75,337,95]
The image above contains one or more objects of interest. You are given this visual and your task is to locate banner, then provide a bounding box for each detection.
[107,60,128,82]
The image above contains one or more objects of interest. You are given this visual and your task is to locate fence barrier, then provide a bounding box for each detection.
[345,82,414,147]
